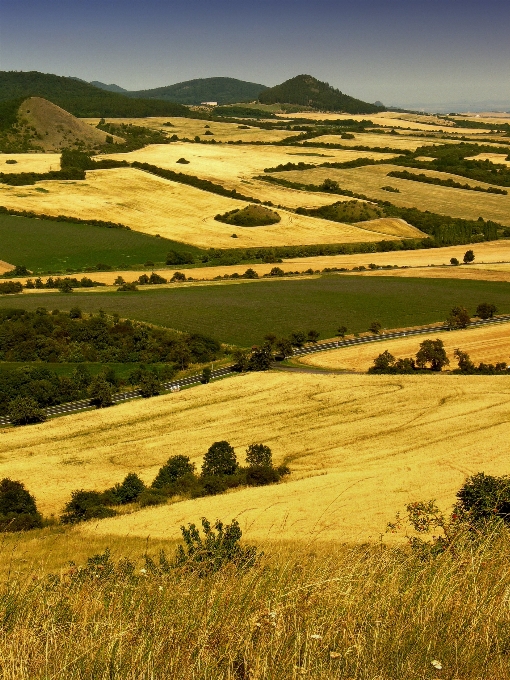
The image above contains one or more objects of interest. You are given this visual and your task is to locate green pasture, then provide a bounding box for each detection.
[1,275,509,346]
[0,213,202,273]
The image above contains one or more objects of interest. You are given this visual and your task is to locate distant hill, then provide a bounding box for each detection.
[259,75,385,114]
[0,72,190,118]
[89,81,128,94]
[125,77,268,105]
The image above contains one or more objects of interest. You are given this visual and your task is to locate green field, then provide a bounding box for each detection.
[1,275,509,345]
[0,214,203,273]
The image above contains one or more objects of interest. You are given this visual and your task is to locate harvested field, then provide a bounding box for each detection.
[0,153,60,173]
[298,323,510,372]
[359,263,510,283]
[282,111,493,134]
[0,167,401,249]
[0,259,13,274]
[353,217,424,237]
[301,133,447,151]
[279,163,510,225]
[0,371,502,543]
[84,116,300,143]
[2,276,510,346]
[466,152,510,167]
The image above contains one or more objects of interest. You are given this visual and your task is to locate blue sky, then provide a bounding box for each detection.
[1,0,509,108]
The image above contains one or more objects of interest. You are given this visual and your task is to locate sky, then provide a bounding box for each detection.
[1,0,509,109]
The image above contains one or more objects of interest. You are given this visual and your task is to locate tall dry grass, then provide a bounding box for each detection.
[0,526,509,679]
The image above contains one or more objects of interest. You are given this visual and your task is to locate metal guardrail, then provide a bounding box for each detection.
[1,315,509,426]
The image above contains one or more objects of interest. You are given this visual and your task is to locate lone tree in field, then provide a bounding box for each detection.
[337,325,348,339]
[8,396,46,426]
[447,306,471,329]
[463,249,475,264]
[368,321,382,335]
[416,339,449,371]
[202,441,238,477]
[246,443,273,468]
[476,302,498,320]
[450,257,459,266]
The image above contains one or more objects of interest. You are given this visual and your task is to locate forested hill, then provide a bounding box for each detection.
[125,77,268,105]
[0,72,190,118]
[259,75,385,114]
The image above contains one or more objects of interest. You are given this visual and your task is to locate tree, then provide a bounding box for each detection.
[263,333,277,348]
[200,367,212,384]
[463,249,475,264]
[337,325,348,339]
[476,302,497,320]
[246,443,273,467]
[171,271,187,282]
[368,321,382,335]
[320,178,340,192]
[232,348,251,372]
[139,371,161,398]
[111,473,146,504]
[152,455,196,489]
[202,441,238,477]
[0,478,43,531]
[8,396,46,426]
[247,345,273,371]
[415,339,449,371]
[307,330,320,344]
[447,306,470,329]
[290,331,306,347]
[88,376,114,408]
[369,350,396,372]
[243,268,259,279]
[275,338,293,358]
[450,257,459,266]
[454,348,476,373]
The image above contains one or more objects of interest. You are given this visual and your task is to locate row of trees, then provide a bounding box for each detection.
[0,442,287,528]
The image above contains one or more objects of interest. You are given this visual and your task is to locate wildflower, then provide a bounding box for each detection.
[431,659,442,670]
[158,586,163,591]
[310,634,322,640]
[329,651,341,659]
[140,568,147,575]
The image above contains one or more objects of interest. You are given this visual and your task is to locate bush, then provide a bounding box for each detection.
[166,250,195,265]
[8,396,47,425]
[456,473,510,524]
[60,490,117,524]
[174,517,258,575]
[0,478,43,532]
[245,466,281,486]
[476,302,497,319]
[0,281,23,294]
[171,271,186,282]
[138,489,167,507]
[202,441,238,477]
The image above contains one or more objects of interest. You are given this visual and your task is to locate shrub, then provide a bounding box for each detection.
[456,473,510,524]
[171,271,186,282]
[200,367,212,384]
[450,257,460,266]
[0,281,23,294]
[166,250,195,265]
[8,396,47,425]
[202,441,238,477]
[69,306,82,319]
[138,489,167,507]
[174,517,258,575]
[60,490,117,524]
[0,478,43,532]
[245,466,281,486]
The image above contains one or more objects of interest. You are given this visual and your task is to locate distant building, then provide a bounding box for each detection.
[201,101,218,106]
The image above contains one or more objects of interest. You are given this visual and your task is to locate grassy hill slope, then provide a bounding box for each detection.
[0,71,190,117]
[126,76,268,105]
[259,74,384,114]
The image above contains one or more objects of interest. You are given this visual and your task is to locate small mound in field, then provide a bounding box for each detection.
[215,204,281,227]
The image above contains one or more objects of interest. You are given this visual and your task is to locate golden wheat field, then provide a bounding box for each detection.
[359,262,510,283]
[85,116,302,143]
[0,259,13,274]
[0,152,61,173]
[1,372,508,544]
[466,152,510,167]
[280,163,510,224]
[0,167,406,248]
[300,133,448,151]
[298,323,510,372]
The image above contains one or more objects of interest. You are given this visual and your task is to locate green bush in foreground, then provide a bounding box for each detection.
[0,478,42,531]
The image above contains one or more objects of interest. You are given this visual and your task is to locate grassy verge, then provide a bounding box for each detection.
[1,275,509,345]
[0,524,509,678]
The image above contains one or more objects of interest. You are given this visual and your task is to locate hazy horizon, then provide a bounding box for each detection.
[1,0,509,110]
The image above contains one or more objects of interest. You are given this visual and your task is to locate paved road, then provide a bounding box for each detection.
[1,315,509,426]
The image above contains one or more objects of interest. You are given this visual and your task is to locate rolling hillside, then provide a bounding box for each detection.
[125,76,268,105]
[0,71,190,117]
[259,74,385,114]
